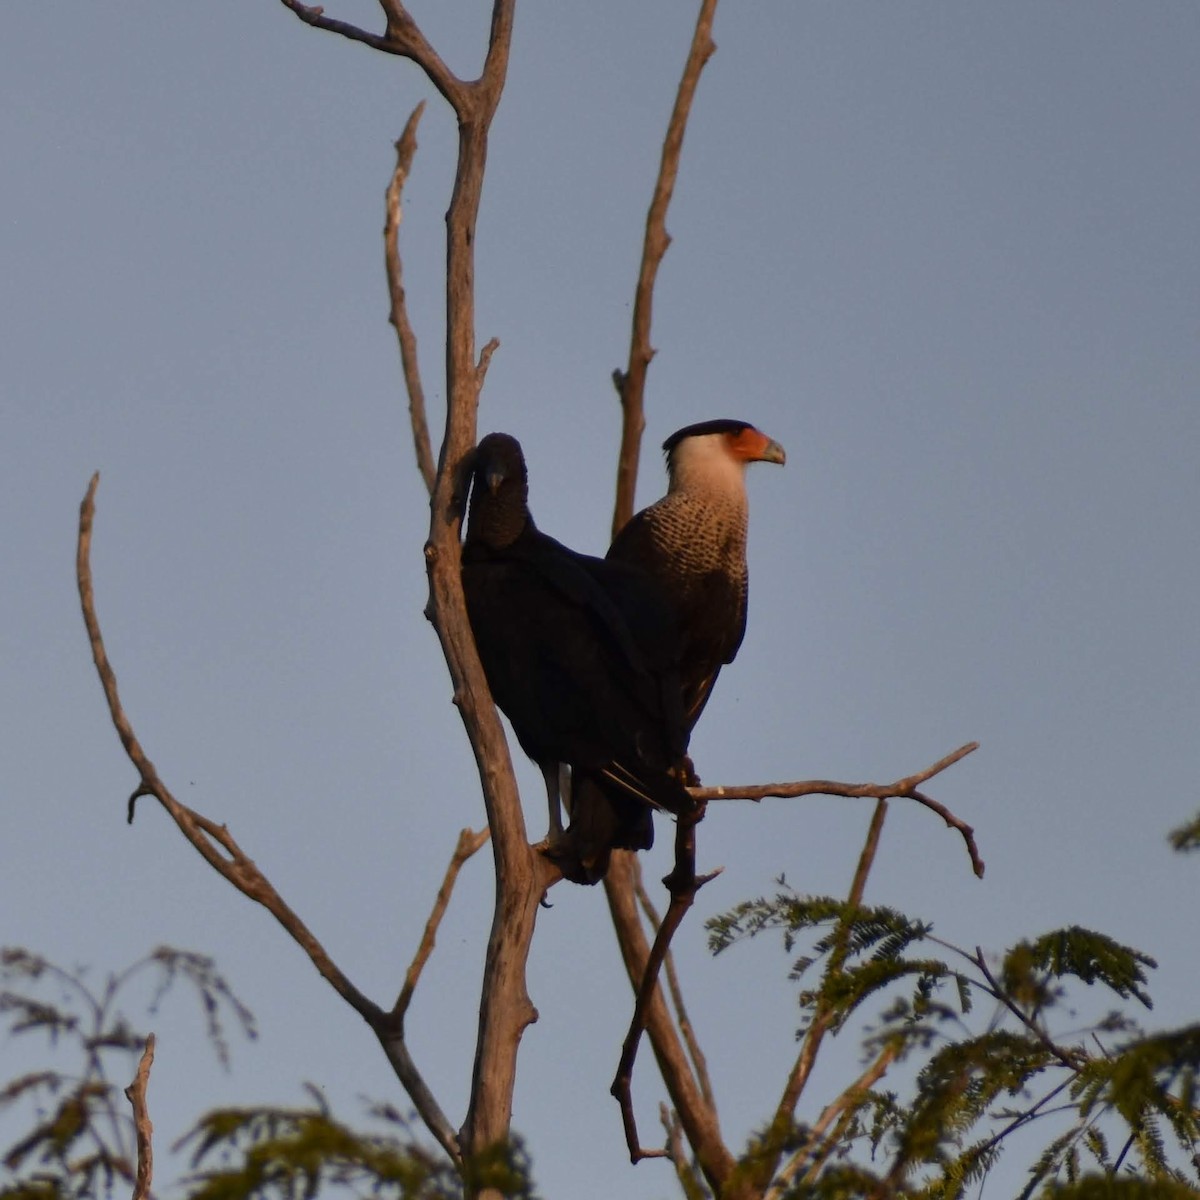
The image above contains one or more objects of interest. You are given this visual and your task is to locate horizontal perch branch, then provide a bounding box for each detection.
[692,742,984,878]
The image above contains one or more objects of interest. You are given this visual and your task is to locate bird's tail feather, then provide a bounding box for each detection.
[544,773,654,885]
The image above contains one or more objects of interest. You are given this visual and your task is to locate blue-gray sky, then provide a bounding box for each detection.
[3,5,1198,1197]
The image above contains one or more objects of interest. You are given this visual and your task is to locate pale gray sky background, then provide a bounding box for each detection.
[3,4,1198,1198]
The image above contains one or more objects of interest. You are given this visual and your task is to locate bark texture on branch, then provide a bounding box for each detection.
[693,741,984,879]
[385,101,436,496]
[290,0,536,1178]
[125,1033,155,1200]
[611,0,718,539]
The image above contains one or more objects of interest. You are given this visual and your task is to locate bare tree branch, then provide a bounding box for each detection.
[782,799,887,1105]
[278,1,400,53]
[612,808,722,1164]
[743,800,890,1199]
[610,0,719,538]
[392,826,490,1024]
[385,102,436,496]
[400,4,549,1182]
[765,1038,901,1200]
[603,743,977,1189]
[693,741,984,879]
[635,877,716,1112]
[78,480,369,1014]
[477,1,517,108]
[283,0,528,1185]
[124,1033,155,1200]
[475,336,500,388]
[604,854,735,1191]
[76,474,461,1164]
[278,0,465,113]
[660,1103,710,1200]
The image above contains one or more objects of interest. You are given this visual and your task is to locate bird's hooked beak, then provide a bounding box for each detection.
[485,464,508,494]
[759,437,786,466]
[733,427,786,466]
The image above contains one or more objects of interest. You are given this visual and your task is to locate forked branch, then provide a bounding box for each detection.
[634,878,716,1111]
[603,853,736,1191]
[692,742,984,878]
[278,1,464,112]
[288,0,528,1182]
[764,1038,901,1200]
[76,475,460,1164]
[392,826,490,1024]
[611,807,723,1165]
[609,741,978,1190]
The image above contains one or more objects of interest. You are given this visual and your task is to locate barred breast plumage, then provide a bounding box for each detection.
[608,419,783,730]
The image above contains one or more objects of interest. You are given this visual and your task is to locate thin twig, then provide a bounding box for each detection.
[603,853,736,1189]
[776,801,888,1119]
[970,1074,1077,1164]
[660,1104,710,1200]
[385,102,436,495]
[393,826,490,1022]
[635,877,716,1112]
[610,0,719,538]
[971,947,1084,1070]
[277,0,464,112]
[737,801,890,1198]
[76,475,461,1164]
[694,742,984,878]
[612,807,721,1162]
[765,1038,900,1200]
[1112,1129,1137,1175]
[124,1033,155,1200]
[801,1041,900,1188]
[476,336,500,388]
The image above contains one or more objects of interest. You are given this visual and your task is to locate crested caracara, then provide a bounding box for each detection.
[557,418,786,881]
[460,433,695,881]
[608,418,786,730]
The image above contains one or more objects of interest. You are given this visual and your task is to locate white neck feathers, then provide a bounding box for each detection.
[667,434,749,504]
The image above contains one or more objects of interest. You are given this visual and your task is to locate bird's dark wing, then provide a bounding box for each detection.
[462,529,689,812]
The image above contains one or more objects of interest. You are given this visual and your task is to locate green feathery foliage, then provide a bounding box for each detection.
[705,884,1200,1199]
[1002,929,1156,1012]
[176,1090,535,1200]
[1,946,255,1200]
[0,948,538,1200]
